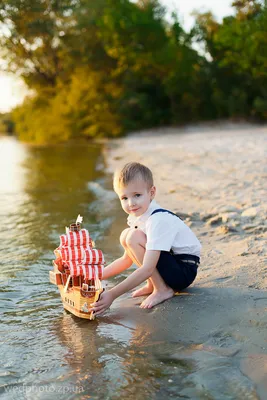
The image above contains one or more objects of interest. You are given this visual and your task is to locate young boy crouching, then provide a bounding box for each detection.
[90,162,201,315]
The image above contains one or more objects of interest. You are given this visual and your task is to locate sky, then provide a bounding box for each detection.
[159,0,233,29]
[0,0,234,113]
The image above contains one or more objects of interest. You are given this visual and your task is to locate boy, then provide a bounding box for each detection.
[90,162,201,315]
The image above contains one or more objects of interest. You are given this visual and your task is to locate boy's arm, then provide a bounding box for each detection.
[102,251,133,280]
[110,250,160,298]
[90,250,160,314]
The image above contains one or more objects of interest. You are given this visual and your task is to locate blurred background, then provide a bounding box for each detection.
[1,0,266,143]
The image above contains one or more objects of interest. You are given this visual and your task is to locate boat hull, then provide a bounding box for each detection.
[50,270,103,320]
[59,285,103,320]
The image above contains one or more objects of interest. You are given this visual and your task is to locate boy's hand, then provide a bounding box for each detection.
[90,290,114,316]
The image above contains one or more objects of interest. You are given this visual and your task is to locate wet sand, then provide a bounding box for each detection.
[103,122,267,398]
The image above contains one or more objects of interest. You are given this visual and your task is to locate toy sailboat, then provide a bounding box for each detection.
[49,215,105,320]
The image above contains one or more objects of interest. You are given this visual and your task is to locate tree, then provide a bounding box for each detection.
[0,0,76,90]
[192,1,267,119]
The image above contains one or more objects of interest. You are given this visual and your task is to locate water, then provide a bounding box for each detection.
[0,136,264,400]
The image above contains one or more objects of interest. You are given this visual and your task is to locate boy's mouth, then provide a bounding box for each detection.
[130,208,140,213]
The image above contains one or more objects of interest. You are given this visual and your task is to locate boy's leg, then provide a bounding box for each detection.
[120,228,153,296]
[120,228,143,267]
[125,229,174,308]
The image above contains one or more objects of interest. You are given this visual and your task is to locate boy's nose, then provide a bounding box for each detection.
[128,198,136,207]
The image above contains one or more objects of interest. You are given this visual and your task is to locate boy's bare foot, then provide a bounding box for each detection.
[132,284,153,298]
[140,288,174,309]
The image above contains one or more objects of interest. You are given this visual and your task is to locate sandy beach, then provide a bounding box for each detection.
[105,122,267,290]
[103,122,267,398]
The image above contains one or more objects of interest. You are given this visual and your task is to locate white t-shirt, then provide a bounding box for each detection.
[127,200,201,257]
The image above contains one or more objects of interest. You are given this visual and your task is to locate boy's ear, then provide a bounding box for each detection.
[150,185,156,199]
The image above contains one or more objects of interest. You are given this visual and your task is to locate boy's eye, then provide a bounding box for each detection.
[135,194,141,198]
[121,197,127,201]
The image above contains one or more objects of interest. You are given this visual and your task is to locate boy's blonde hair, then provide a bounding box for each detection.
[113,162,154,192]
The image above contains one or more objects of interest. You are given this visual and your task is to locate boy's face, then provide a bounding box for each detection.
[116,178,156,217]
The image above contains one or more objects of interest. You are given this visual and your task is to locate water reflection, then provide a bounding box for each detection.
[0,136,26,194]
[52,309,164,399]
[19,140,107,250]
[0,136,111,399]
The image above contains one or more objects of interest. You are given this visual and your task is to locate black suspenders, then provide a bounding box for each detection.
[150,208,181,219]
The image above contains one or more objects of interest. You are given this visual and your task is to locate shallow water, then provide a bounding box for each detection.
[0,136,265,400]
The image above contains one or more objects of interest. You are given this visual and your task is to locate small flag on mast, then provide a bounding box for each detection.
[76,214,83,224]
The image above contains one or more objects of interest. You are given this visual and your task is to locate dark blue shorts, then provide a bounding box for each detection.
[156,252,199,291]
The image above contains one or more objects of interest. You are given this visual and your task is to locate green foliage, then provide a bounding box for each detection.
[0,0,75,89]
[0,113,14,134]
[64,67,123,138]
[12,95,71,144]
[193,0,267,120]
[1,0,267,143]
[12,67,123,143]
